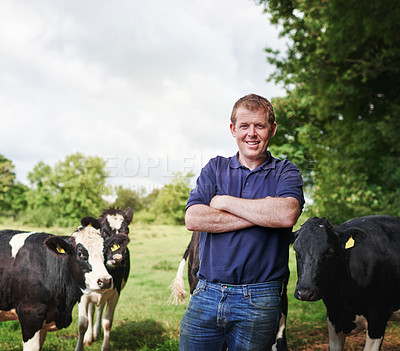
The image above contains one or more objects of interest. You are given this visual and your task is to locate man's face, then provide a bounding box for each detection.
[230,107,277,170]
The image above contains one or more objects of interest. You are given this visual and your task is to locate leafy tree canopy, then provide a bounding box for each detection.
[150,172,194,225]
[259,0,400,222]
[0,155,28,215]
[112,185,146,212]
[0,155,16,211]
[26,153,109,227]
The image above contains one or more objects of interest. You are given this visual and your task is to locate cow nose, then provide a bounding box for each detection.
[295,288,318,301]
[97,277,112,289]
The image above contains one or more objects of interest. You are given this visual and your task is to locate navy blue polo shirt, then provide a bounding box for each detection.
[186,152,305,285]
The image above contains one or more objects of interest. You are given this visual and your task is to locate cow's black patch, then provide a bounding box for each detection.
[76,243,92,273]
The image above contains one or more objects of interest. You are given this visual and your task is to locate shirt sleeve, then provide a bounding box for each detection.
[276,160,305,210]
[186,158,218,210]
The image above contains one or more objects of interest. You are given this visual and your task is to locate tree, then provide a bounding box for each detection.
[0,155,17,212]
[259,0,400,222]
[26,161,53,208]
[26,153,109,226]
[0,155,28,216]
[150,172,194,225]
[142,187,161,209]
[269,93,315,189]
[9,183,29,216]
[52,153,110,225]
[112,185,146,212]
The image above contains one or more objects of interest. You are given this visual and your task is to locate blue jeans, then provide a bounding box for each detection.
[179,279,282,351]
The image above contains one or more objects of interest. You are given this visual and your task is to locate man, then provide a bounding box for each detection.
[179,94,305,350]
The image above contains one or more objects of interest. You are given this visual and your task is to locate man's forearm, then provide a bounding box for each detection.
[209,195,301,228]
[185,204,254,233]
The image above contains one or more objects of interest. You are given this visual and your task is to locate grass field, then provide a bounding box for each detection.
[0,220,399,350]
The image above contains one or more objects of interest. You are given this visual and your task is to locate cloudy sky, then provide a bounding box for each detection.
[0,0,286,192]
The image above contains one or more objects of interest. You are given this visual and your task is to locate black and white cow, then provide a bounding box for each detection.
[293,215,400,351]
[170,231,290,351]
[75,207,133,351]
[169,231,200,305]
[0,221,122,351]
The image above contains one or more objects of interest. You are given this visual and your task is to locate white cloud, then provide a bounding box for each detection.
[0,0,286,189]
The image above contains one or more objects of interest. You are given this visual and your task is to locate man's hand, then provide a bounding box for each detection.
[185,195,301,233]
[209,195,229,211]
[210,195,301,228]
[185,204,253,233]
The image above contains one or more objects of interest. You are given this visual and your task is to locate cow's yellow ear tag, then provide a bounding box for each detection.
[345,236,355,249]
[56,244,66,254]
[111,244,120,252]
[87,223,93,228]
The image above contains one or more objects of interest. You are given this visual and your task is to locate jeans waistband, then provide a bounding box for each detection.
[197,279,283,297]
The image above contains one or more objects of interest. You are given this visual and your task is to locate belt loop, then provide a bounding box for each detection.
[242,285,249,298]
[199,279,207,291]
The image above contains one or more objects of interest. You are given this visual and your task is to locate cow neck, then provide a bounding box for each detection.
[323,240,352,304]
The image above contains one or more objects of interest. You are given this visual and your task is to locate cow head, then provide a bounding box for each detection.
[293,217,340,301]
[96,207,133,237]
[103,234,130,267]
[71,219,119,292]
[96,207,133,268]
[43,235,86,293]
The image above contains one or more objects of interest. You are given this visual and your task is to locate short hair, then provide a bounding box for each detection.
[230,94,275,126]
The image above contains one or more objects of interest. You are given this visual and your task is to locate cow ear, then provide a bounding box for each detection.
[108,234,130,253]
[125,207,133,224]
[44,236,73,256]
[338,227,367,250]
[81,216,101,230]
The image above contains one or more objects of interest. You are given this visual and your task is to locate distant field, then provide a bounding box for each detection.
[0,220,399,350]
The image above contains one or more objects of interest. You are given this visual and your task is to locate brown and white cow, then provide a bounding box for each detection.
[75,207,133,351]
[0,220,123,351]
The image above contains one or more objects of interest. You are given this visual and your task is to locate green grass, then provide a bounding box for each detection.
[0,219,399,350]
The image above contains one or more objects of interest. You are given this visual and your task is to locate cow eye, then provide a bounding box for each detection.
[77,249,88,261]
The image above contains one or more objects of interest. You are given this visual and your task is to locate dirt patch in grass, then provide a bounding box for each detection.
[288,322,400,350]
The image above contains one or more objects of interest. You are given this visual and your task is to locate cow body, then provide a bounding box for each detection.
[293,215,400,351]
[0,223,118,351]
[170,231,289,351]
[76,207,132,351]
[170,231,200,305]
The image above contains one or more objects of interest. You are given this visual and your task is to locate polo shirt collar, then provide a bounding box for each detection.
[229,151,277,170]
